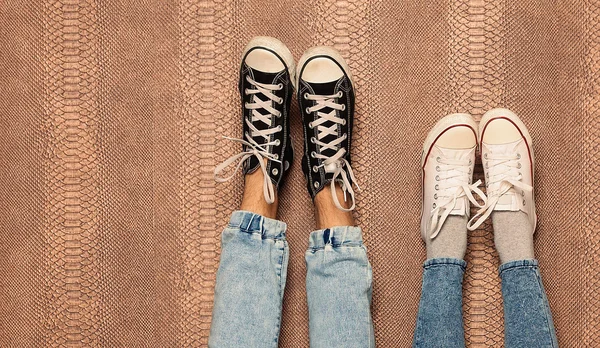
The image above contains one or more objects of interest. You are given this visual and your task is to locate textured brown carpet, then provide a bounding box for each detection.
[0,0,598,347]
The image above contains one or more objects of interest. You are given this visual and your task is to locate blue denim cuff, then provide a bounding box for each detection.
[228,210,287,240]
[423,257,467,270]
[308,226,363,250]
[499,259,538,274]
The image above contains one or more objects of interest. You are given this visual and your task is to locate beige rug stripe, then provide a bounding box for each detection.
[0,2,47,346]
[41,1,108,346]
[583,0,600,345]
[150,1,183,346]
[177,0,235,345]
[445,1,506,346]
[93,1,166,345]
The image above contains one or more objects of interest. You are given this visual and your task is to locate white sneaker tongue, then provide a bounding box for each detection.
[449,199,466,215]
[435,146,474,216]
[483,138,524,212]
[495,192,520,211]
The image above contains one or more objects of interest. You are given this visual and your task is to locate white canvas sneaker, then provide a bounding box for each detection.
[467,108,537,232]
[421,113,486,241]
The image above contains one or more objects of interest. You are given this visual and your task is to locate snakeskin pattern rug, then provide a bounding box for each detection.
[0,0,598,346]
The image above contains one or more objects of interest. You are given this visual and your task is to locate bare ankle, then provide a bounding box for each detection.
[240,170,278,219]
[314,184,355,229]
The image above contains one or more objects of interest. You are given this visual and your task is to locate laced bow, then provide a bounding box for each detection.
[429,155,487,239]
[306,91,359,211]
[467,152,532,230]
[214,75,283,204]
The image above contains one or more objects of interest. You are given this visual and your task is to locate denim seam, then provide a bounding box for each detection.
[534,270,557,348]
[413,275,427,347]
[277,242,287,298]
[273,241,286,347]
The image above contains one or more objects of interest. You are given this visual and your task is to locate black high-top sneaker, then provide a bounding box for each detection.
[297,47,359,211]
[214,37,295,204]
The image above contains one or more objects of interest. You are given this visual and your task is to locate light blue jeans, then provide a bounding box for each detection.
[208,210,375,348]
[412,258,558,348]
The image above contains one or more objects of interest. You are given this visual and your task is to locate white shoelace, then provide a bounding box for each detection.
[214,76,283,204]
[429,156,486,239]
[306,92,359,211]
[467,153,533,230]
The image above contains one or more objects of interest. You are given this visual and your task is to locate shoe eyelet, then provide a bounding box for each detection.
[468,168,472,174]
[276,112,282,118]
[304,93,309,99]
[521,191,525,197]
[275,139,281,146]
[278,97,284,104]
[311,151,316,158]
[517,163,522,169]
[310,137,316,144]
[305,107,311,114]
[277,125,282,131]
[484,153,488,159]
[517,154,521,159]
[435,175,440,181]
[277,83,283,90]
[340,104,346,111]
[343,134,348,140]
[314,181,320,188]
[485,163,489,169]
[272,168,279,176]
[308,122,314,129]
[432,203,437,209]
[312,166,318,172]
[434,193,438,199]
[469,159,472,165]
[273,154,279,160]
[435,184,439,190]
[342,119,347,125]
[337,91,343,97]
[436,156,440,162]
[522,199,526,206]
[436,166,440,172]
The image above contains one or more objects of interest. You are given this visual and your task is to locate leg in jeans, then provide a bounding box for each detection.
[414,113,481,347]
[501,259,558,348]
[297,45,373,347]
[471,109,558,347]
[412,258,466,348]
[209,171,288,348]
[305,185,375,348]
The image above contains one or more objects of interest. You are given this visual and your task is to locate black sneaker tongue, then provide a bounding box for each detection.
[304,78,344,160]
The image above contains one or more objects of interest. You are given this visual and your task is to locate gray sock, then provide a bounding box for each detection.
[492,211,535,264]
[426,216,467,260]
